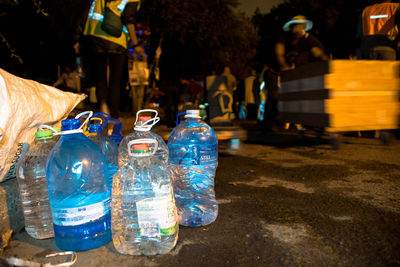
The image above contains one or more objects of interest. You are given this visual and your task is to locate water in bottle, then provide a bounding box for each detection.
[119,109,168,165]
[46,116,111,251]
[168,109,218,226]
[112,139,178,255]
[87,115,118,189]
[16,128,56,239]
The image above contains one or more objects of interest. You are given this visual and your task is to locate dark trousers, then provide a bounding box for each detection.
[161,80,180,125]
[94,53,126,118]
[262,98,278,133]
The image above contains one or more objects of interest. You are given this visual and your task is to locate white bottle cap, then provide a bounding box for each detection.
[185,110,201,118]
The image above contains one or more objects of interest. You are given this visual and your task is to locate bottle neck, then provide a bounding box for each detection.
[185,117,200,123]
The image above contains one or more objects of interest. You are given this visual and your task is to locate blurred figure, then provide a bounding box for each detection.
[53,65,81,92]
[205,71,233,126]
[273,15,328,134]
[244,70,259,119]
[359,0,400,60]
[221,66,237,94]
[179,78,204,107]
[233,79,245,119]
[275,15,328,71]
[81,0,145,118]
[261,66,279,134]
[212,82,233,125]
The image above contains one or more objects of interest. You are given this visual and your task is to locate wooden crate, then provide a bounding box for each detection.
[279,60,400,132]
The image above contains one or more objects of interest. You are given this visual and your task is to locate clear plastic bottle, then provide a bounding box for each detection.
[16,128,56,239]
[119,109,168,165]
[46,117,111,251]
[112,139,178,255]
[87,119,118,189]
[168,109,218,226]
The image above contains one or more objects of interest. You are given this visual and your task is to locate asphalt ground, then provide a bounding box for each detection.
[1,126,400,266]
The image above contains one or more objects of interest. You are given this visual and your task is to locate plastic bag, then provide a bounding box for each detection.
[0,68,86,182]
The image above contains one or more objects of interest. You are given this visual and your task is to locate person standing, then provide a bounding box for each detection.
[360,0,400,60]
[272,15,327,133]
[221,66,237,95]
[261,65,280,133]
[81,0,145,118]
[275,15,327,71]
[179,78,204,106]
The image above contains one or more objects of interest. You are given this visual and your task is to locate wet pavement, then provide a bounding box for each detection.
[1,126,400,266]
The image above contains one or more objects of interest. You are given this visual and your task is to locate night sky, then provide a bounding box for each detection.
[237,0,284,15]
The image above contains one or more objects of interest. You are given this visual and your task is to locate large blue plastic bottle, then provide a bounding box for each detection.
[87,115,118,189]
[168,109,218,226]
[46,118,111,251]
[112,139,178,255]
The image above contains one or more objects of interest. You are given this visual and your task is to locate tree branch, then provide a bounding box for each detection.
[0,33,23,64]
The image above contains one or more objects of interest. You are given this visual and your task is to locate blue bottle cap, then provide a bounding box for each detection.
[88,123,102,133]
[62,119,81,131]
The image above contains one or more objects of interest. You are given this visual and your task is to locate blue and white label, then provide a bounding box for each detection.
[52,198,111,226]
[169,144,218,165]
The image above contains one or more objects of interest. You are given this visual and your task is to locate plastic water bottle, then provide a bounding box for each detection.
[119,109,168,165]
[112,139,178,255]
[46,115,111,251]
[16,127,56,239]
[87,114,118,189]
[168,109,218,226]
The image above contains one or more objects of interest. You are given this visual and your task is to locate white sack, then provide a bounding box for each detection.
[0,68,86,182]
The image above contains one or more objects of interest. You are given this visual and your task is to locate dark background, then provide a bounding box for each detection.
[0,0,392,83]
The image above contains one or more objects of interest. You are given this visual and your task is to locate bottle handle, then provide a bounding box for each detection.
[75,111,93,130]
[37,124,58,134]
[134,117,160,131]
[86,112,110,133]
[134,109,159,130]
[4,251,77,267]
[127,138,159,156]
[45,251,77,267]
[38,111,94,137]
[176,112,186,126]
[88,117,103,125]
[135,109,158,124]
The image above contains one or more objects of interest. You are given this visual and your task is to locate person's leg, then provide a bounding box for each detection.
[271,98,278,128]
[137,85,145,111]
[163,80,181,126]
[108,53,126,118]
[262,99,273,133]
[94,53,108,112]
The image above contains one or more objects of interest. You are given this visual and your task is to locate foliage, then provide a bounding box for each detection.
[0,0,48,67]
[1,0,258,81]
[0,0,83,80]
[0,33,22,64]
[141,0,259,80]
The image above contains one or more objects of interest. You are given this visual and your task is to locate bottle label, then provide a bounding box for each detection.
[169,144,218,165]
[52,198,111,226]
[136,194,177,237]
